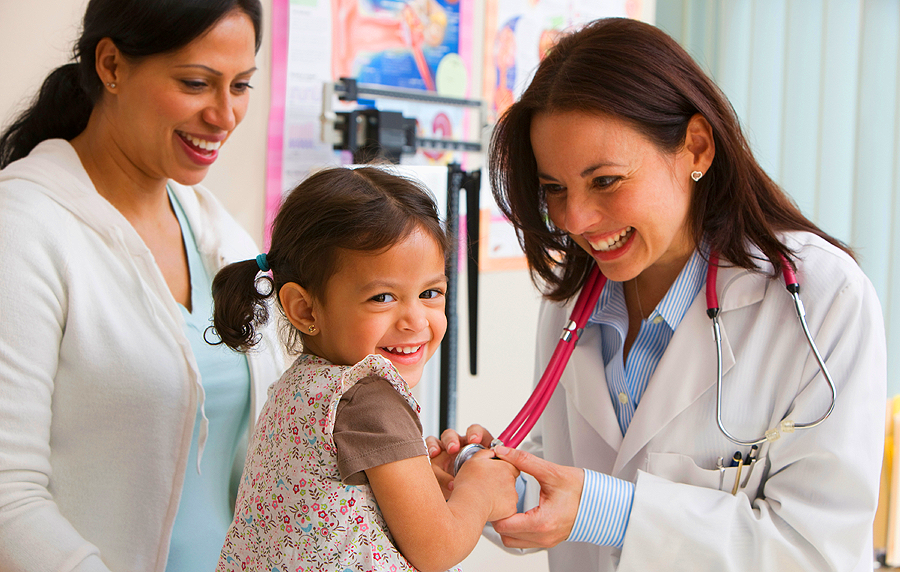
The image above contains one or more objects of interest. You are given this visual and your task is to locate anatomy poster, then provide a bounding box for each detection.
[483,0,648,123]
[332,0,476,167]
[332,0,469,94]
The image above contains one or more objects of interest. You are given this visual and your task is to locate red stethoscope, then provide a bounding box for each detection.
[451,251,837,475]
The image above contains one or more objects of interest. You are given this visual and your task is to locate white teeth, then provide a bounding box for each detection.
[182,133,221,151]
[588,226,633,252]
[385,345,422,355]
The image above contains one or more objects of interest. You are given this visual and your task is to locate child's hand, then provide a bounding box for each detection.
[426,424,494,458]
[427,424,496,500]
[453,447,520,522]
[429,448,454,500]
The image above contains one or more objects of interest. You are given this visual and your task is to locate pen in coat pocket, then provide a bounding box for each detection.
[740,444,760,488]
[716,456,725,491]
[730,451,743,495]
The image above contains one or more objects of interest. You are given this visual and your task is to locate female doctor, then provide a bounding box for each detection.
[429,17,887,571]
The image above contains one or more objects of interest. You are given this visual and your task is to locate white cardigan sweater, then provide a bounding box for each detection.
[0,140,284,571]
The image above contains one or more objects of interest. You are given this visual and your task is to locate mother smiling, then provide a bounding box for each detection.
[0,1,283,570]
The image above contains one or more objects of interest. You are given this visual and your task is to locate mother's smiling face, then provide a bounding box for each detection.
[95,9,258,186]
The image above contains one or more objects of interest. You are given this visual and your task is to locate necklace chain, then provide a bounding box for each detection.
[633,278,645,321]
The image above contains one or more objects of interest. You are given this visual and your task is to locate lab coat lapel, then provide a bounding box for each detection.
[611,265,763,476]
[559,322,624,453]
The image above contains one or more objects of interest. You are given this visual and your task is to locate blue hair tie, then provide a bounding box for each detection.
[255,253,270,272]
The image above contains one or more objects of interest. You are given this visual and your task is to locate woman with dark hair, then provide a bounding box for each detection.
[0,1,283,570]
[430,17,886,571]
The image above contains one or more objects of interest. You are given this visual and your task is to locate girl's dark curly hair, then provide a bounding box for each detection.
[210,166,448,352]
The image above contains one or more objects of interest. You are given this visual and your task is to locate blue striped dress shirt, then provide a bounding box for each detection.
[566,248,707,548]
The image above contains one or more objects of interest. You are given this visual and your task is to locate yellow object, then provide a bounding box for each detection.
[875,396,900,565]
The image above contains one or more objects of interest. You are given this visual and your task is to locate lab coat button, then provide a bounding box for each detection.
[652,315,664,324]
[618,392,628,404]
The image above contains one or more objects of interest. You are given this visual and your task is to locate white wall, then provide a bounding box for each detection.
[0,0,90,133]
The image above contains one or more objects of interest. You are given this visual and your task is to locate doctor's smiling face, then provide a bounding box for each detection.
[531,110,710,285]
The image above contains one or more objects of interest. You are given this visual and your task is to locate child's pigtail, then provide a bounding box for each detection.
[208,257,274,352]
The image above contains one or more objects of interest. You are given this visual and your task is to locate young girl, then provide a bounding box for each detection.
[211,166,519,572]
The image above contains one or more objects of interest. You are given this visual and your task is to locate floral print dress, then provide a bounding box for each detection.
[217,353,460,572]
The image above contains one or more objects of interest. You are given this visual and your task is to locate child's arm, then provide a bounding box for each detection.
[367,448,519,572]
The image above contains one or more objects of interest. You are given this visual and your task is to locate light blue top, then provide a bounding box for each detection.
[166,192,251,571]
[566,248,707,548]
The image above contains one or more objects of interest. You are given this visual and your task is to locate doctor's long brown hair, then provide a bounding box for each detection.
[489,18,852,302]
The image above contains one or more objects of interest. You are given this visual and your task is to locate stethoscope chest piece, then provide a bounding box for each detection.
[451,443,487,476]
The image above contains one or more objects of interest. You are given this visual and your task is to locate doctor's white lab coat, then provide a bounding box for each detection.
[520,231,886,572]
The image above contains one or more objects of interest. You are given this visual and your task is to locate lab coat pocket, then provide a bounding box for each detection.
[646,452,765,495]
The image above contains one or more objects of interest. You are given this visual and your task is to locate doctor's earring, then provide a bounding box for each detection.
[691,170,703,182]
[307,324,317,334]
[105,82,116,89]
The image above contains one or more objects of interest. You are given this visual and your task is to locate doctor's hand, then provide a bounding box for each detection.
[490,446,584,549]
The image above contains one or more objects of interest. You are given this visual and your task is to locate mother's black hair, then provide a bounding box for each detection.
[0,0,263,168]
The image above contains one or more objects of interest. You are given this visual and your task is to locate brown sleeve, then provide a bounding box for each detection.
[333,375,426,485]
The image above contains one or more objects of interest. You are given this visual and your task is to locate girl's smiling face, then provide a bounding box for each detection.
[530,110,698,283]
[300,227,447,388]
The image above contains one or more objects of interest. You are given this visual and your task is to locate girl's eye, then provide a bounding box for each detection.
[233,82,254,93]
[420,289,444,300]
[370,293,396,303]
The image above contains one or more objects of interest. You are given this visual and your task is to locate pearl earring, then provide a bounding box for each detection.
[106,82,116,89]
[691,170,703,182]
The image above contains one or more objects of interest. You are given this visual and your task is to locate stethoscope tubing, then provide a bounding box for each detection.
[494,264,607,448]
[709,251,837,446]
[452,250,837,475]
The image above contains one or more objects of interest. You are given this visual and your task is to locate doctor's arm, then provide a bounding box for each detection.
[490,448,635,549]
[485,261,884,571]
